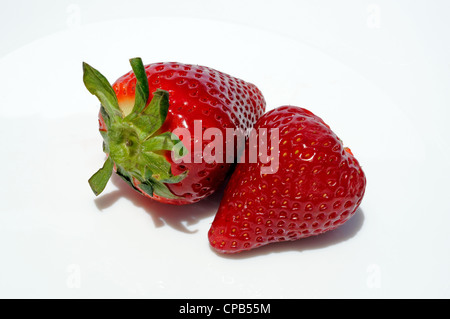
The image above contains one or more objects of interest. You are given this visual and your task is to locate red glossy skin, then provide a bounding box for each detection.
[208,106,366,253]
[99,62,266,205]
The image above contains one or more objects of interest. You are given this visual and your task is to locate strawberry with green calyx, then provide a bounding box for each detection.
[83,58,266,205]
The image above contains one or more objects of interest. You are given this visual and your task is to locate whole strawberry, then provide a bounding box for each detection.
[83,58,265,205]
[208,105,366,253]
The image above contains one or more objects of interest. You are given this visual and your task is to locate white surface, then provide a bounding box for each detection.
[0,1,449,299]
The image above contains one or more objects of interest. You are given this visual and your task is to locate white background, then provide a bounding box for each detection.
[0,0,449,298]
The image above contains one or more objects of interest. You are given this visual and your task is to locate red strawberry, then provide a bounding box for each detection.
[208,105,366,253]
[83,58,265,205]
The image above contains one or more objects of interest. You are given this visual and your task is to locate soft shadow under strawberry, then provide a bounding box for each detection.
[94,174,224,233]
[211,207,365,259]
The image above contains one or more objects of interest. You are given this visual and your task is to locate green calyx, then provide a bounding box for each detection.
[83,57,188,199]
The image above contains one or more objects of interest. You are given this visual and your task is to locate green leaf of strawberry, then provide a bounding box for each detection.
[142,132,187,158]
[127,57,149,117]
[128,89,170,138]
[82,62,123,120]
[147,177,183,200]
[88,157,114,196]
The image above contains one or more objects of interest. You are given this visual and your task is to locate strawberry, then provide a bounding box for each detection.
[83,58,265,205]
[208,105,366,253]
